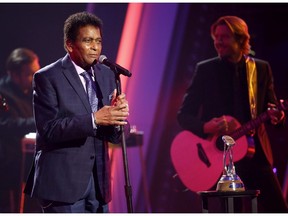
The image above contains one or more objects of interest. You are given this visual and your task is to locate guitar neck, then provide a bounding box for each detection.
[231,111,270,140]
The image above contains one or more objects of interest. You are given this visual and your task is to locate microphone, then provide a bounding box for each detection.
[99,55,132,77]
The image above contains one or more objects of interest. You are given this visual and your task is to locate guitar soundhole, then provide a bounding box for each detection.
[216,136,224,151]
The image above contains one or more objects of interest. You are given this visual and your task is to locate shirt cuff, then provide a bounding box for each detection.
[91,113,97,129]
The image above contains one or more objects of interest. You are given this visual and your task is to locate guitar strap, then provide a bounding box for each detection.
[245,56,257,135]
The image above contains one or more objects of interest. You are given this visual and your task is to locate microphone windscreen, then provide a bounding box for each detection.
[99,55,107,64]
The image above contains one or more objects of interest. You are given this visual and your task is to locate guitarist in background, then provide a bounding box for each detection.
[177,16,287,212]
[0,48,40,212]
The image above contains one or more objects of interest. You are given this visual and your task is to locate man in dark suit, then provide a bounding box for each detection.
[177,16,287,212]
[24,12,130,213]
[0,48,40,212]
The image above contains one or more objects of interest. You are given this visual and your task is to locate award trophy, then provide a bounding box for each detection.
[216,135,245,192]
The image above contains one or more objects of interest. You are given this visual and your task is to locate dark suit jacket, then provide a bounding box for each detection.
[25,54,123,204]
[177,56,279,166]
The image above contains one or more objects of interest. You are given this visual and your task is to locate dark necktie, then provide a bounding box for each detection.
[81,70,98,112]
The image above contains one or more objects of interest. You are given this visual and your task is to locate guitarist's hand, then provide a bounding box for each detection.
[203,117,220,135]
[267,103,285,125]
[203,115,238,135]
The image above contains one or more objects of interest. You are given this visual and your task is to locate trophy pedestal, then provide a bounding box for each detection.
[216,174,245,192]
[198,190,260,213]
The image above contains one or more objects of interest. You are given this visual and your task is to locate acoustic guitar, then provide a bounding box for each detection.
[170,99,288,192]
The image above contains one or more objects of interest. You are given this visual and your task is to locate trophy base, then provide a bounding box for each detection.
[216,174,245,192]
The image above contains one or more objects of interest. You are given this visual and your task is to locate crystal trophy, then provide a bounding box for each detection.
[216,135,245,192]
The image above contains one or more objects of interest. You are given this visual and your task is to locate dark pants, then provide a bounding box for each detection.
[39,174,109,213]
[236,155,288,213]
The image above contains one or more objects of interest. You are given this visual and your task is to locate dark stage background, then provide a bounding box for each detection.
[0,3,287,213]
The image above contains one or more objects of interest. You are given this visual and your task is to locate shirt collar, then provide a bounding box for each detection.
[70,56,94,77]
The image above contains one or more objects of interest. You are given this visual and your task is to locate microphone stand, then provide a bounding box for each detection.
[113,68,133,213]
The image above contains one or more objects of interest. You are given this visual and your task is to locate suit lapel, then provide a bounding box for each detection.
[61,55,91,112]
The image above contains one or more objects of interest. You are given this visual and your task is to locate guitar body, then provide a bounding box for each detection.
[170,116,249,192]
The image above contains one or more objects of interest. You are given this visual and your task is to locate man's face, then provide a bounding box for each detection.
[213,25,241,61]
[67,25,102,70]
[18,59,40,93]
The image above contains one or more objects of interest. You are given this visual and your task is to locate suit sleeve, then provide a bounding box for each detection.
[177,63,206,137]
[33,71,95,146]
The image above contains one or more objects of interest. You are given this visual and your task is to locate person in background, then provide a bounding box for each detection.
[24,11,130,213]
[0,48,40,212]
[177,16,287,212]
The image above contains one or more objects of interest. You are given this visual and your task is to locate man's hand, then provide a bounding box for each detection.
[93,89,129,126]
[267,103,285,125]
[203,115,238,136]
